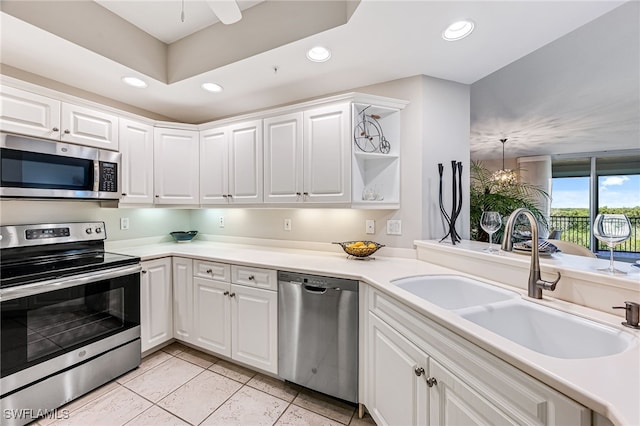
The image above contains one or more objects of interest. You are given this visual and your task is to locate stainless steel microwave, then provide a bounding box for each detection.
[0,133,121,200]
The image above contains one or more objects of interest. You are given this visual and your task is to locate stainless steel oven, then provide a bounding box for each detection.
[0,222,141,426]
[0,133,121,200]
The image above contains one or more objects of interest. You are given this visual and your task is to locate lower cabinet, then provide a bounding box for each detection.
[172,257,194,343]
[367,313,428,426]
[140,258,173,353]
[364,288,590,426]
[189,260,279,374]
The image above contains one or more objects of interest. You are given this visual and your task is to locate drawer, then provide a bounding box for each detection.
[231,265,277,291]
[193,260,230,282]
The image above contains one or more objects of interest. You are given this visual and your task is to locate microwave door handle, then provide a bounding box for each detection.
[94,160,100,192]
[0,264,142,302]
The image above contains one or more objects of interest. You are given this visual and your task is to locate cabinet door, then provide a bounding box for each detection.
[172,257,193,343]
[263,112,303,203]
[140,258,173,353]
[119,118,154,204]
[367,313,429,426]
[60,103,119,150]
[230,284,278,374]
[193,278,231,357]
[429,358,518,426]
[0,86,61,139]
[303,103,351,203]
[154,128,199,204]
[228,120,263,204]
[200,127,229,205]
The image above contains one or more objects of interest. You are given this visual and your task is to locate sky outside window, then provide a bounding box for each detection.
[552,175,640,209]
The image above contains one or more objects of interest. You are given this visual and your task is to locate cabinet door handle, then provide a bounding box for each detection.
[227,194,233,198]
[223,291,229,296]
[141,270,147,274]
[248,275,255,280]
[121,193,127,196]
[296,192,301,196]
[229,292,236,298]
[64,129,70,134]
[426,377,438,387]
[155,195,159,198]
[52,127,59,132]
[222,194,228,198]
[206,269,213,273]
[414,366,425,377]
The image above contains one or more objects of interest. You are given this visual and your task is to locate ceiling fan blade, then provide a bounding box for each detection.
[207,0,242,25]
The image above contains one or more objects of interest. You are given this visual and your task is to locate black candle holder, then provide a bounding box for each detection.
[438,161,463,244]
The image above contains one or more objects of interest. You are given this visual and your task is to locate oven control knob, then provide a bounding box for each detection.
[95,227,102,234]
[86,228,93,234]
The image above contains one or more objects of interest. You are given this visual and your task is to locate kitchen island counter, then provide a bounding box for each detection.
[109,239,639,426]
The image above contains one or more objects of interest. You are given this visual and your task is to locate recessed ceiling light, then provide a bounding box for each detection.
[442,19,475,41]
[201,82,224,93]
[121,76,147,88]
[306,46,331,62]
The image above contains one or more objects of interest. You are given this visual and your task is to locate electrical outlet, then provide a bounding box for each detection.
[120,217,129,231]
[365,219,375,234]
[387,219,402,235]
[284,218,292,231]
[219,216,225,228]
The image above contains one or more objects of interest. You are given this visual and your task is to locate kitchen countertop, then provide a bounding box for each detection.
[111,239,639,426]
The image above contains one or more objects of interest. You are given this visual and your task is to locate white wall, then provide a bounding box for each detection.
[0,201,190,242]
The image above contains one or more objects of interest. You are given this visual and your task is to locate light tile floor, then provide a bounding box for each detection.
[31,342,376,426]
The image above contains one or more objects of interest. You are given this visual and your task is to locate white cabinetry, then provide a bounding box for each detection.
[367,312,428,426]
[263,112,303,203]
[191,261,278,373]
[172,257,194,343]
[0,86,61,139]
[0,86,119,150]
[364,287,589,426]
[200,119,263,205]
[264,103,352,204]
[140,258,173,353]
[302,103,352,203]
[119,118,154,204]
[154,127,199,204]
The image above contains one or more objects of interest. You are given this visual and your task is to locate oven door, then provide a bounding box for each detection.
[0,264,141,395]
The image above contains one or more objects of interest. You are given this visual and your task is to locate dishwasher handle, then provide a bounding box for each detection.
[303,284,328,294]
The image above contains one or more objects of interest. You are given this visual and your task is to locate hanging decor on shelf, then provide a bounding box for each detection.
[492,138,518,186]
[438,161,463,244]
[353,105,391,154]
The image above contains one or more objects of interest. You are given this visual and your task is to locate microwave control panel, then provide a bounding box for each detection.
[98,162,118,192]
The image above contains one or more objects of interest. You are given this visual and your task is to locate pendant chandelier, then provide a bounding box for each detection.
[492,138,518,186]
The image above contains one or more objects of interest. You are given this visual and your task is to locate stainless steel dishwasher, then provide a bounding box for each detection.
[278,271,358,403]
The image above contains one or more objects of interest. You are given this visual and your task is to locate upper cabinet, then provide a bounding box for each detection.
[264,102,352,204]
[154,127,199,204]
[119,118,154,205]
[0,86,119,151]
[200,119,263,205]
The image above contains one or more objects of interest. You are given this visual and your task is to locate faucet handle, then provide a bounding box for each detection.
[612,301,640,329]
[537,271,561,291]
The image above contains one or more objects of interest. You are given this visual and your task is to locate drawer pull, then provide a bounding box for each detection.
[229,292,236,298]
[248,275,255,280]
[206,269,213,273]
[223,291,229,296]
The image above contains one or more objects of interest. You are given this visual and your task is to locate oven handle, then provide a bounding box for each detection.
[0,264,142,301]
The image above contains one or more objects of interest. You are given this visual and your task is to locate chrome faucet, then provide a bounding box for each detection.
[501,208,561,299]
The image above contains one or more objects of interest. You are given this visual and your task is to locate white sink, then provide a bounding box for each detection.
[460,300,635,359]
[392,275,518,310]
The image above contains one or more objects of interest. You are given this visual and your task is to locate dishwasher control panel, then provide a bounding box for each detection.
[277,271,358,290]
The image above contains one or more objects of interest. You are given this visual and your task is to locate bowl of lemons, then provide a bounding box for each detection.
[333,240,385,259]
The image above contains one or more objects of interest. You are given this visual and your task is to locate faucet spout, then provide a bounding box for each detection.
[501,208,561,299]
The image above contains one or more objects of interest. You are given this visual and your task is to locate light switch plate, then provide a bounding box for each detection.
[387,219,402,235]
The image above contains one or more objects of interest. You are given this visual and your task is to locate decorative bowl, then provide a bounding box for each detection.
[170,231,198,243]
[333,241,385,258]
